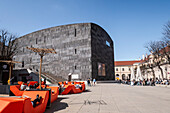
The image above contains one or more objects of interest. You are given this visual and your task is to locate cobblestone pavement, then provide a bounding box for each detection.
[45,83,170,113]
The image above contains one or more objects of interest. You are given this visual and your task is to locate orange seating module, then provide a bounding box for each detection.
[10,85,24,96]
[28,81,38,86]
[69,85,83,94]
[47,86,59,103]
[1,91,49,113]
[22,90,49,113]
[18,81,27,85]
[61,85,73,95]
[0,97,25,113]
[59,81,85,95]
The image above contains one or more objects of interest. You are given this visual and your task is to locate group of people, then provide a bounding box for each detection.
[87,78,96,86]
[118,78,170,86]
[131,79,155,86]
[20,78,46,91]
[155,78,169,85]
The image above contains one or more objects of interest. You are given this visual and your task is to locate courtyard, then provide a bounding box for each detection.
[45,83,170,113]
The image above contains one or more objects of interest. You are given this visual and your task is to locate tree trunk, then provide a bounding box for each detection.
[158,66,164,79]
[151,67,155,81]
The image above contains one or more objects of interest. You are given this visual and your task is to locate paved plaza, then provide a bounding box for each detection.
[45,83,170,113]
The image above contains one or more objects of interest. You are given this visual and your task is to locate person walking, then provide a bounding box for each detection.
[87,78,91,86]
[93,78,96,86]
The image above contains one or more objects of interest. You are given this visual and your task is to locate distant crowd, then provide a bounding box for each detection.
[117,78,170,86]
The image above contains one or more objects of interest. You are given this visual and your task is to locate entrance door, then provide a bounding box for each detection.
[2,72,9,85]
[68,75,71,81]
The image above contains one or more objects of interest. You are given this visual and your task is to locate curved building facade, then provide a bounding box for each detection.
[14,23,115,80]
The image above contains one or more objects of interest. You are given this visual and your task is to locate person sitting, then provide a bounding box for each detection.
[75,84,80,88]
[58,83,62,94]
[75,84,82,90]
[44,78,46,85]
[165,79,169,85]
[29,85,34,89]
[146,79,150,86]
[79,84,82,90]
[31,94,42,107]
[61,82,64,87]
[20,82,27,91]
[142,79,145,86]
[150,79,155,86]
[44,84,47,89]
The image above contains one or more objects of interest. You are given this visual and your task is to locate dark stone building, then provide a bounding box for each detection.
[14,23,115,80]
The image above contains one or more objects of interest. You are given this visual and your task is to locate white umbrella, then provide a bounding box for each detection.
[130,67,135,81]
[136,66,143,81]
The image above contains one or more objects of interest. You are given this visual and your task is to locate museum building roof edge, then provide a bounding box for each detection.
[16,23,94,40]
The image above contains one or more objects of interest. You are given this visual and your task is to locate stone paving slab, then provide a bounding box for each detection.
[45,84,170,113]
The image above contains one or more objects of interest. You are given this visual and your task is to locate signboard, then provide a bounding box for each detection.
[98,63,106,76]
[71,74,79,79]
[2,64,9,72]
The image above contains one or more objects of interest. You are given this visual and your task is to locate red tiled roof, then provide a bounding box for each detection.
[159,45,170,54]
[115,60,141,66]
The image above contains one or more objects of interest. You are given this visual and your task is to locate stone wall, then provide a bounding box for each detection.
[91,23,114,80]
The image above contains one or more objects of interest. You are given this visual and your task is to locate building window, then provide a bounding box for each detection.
[30,58,32,63]
[122,74,126,80]
[106,40,110,47]
[116,74,119,77]
[116,68,118,71]
[22,61,24,68]
[122,68,124,71]
[75,29,76,37]
[36,38,38,44]
[75,65,77,70]
[44,36,46,43]
[75,49,77,54]
[23,48,24,52]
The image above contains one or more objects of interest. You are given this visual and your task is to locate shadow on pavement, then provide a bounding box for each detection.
[83,89,91,93]
[45,97,69,113]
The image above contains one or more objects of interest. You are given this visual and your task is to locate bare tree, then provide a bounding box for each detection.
[159,41,170,64]
[0,29,18,60]
[160,21,170,64]
[143,57,156,81]
[145,41,164,79]
[162,21,170,45]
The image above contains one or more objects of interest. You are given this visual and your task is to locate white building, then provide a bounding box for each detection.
[115,60,141,80]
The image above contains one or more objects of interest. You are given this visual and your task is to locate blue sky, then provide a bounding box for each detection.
[0,0,170,61]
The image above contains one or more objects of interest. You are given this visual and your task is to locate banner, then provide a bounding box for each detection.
[98,63,106,76]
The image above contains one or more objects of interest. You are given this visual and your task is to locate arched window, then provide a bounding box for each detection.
[116,74,119,77]
[122,74,126,80]
[128,74,131,80]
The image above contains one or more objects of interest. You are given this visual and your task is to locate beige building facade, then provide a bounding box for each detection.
[115,61,141,80]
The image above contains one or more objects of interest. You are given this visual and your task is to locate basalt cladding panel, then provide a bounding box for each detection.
[91,23,115,80]
[14,23,114,80]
